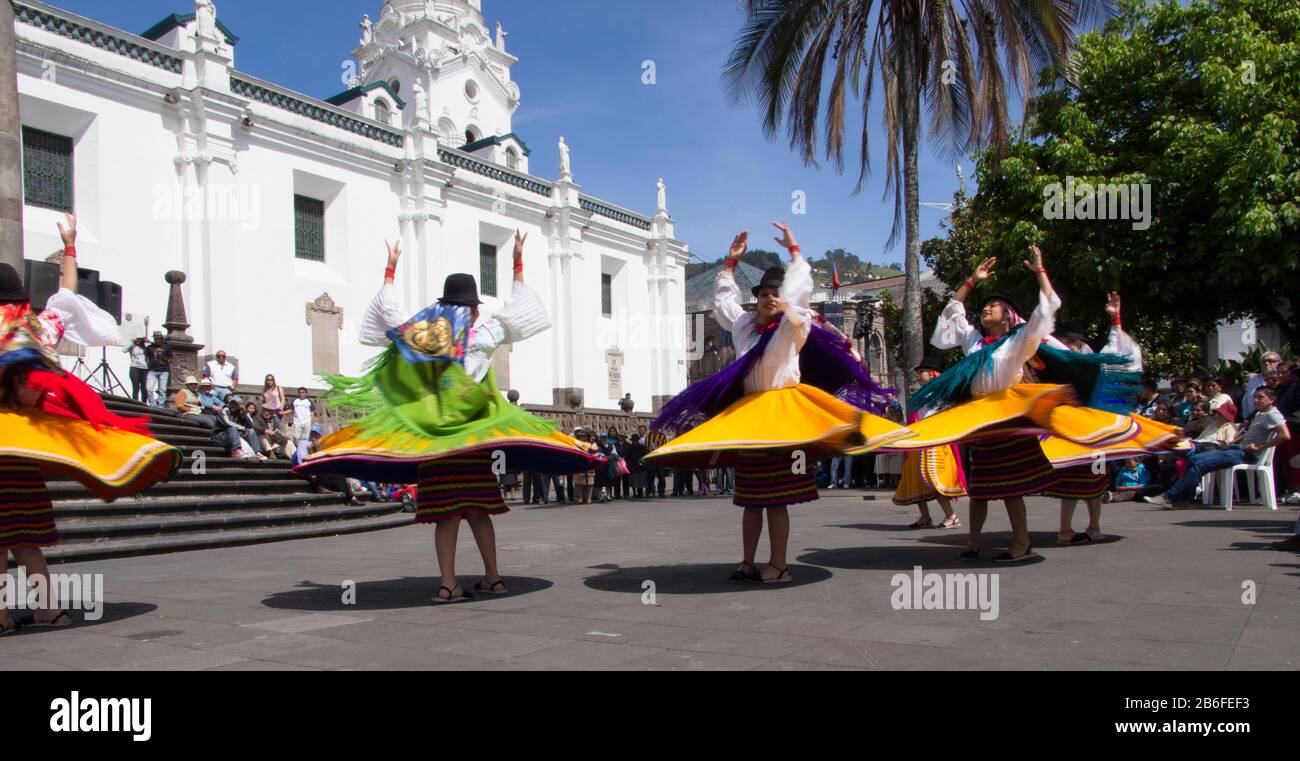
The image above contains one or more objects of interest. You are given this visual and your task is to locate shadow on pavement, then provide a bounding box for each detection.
[12,601,159,636]
[799,542,1047,570]
[258,576,554,610]
[583,562,831,594]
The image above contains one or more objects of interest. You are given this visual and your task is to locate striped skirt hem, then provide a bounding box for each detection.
[414,456,508,524]
[1041,465,1109,500]
[0,461,59,551]
[733,455,818,509]
[965,436,1056,501]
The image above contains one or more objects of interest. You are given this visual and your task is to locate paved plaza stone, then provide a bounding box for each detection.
[4,491,1298,671]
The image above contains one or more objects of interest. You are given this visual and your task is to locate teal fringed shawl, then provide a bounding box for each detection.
[909,324,1140,414]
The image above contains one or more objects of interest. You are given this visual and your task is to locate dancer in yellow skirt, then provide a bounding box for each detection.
[1040,293,1185,544]
[1,214,181,634]
[856,247,1155,562]
[297,234,595,603]
[646,223,907,583]
[894,357,966,529]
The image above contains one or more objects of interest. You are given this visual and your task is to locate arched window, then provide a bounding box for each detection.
[465,130,476,145]
[373,99,390,125]
[504,147,518,169]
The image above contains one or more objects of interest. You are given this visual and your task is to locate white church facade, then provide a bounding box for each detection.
[12,0,692,410]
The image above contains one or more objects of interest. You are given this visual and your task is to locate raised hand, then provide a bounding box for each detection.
[56,212,76,246]
[385,239,402,268]
[1023,245,1044,273]
[726,230,748,263]
[772,221,797,253]
[513,229,527,261]
[1105,291,1122,318]
[972,256,997,282]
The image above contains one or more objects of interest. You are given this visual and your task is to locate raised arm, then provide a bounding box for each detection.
[360,239,409,346]
[713,230,749,333]
[772,221,812,345]
[932,257,994,351]
[41,214,122,346]
[1099,291,1143,371]
[1003,245,1061,367]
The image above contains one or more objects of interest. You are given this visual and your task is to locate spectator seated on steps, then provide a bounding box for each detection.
[173,375,216,430]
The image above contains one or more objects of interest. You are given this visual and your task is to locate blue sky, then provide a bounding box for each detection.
[51,0,1041,272]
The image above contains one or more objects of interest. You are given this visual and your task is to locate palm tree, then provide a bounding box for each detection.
[724,0,1115,395]
[1,0,24,272]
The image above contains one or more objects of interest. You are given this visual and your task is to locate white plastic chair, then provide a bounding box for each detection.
[1202,448,1277,511]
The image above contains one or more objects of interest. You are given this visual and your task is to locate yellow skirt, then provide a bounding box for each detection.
[892,445,966,505]
[0,408,181,501]
[1039,414,1189,468]
[643,384,911,468]
[855,384,1137,453]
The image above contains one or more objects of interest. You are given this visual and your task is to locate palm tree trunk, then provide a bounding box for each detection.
[0,1,23,272]
[898,40,923,398]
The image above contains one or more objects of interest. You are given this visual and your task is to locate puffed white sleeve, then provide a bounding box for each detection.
[931,299,978,353]
[43,287,122,346]
[490,280,550,345]
[776,257,813,347]
[359,284,408,347]
[713,266,754,349]
[1010,288,1062,366]
[1101,325,1143,372]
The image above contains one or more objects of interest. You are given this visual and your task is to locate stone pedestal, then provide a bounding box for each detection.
[162,270,204,394]
[552,387,584,409]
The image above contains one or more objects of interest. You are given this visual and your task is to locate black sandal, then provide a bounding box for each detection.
[761,566,793,584]
[432,585,474,604]
[0,615,18,636]
[1068,533,1094,544]
[728,564,760,583]
[475,579,509,595]
[959,548,980,561]
[992,546,1041,563]
[18,610,72,627]
[907,519,935,529]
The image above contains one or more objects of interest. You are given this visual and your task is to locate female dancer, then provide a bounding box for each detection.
[1039,293,1184,543]
[296,233,595,603]
[646,222,906,583]
[0,215,180,633]
[866,247,1157,562]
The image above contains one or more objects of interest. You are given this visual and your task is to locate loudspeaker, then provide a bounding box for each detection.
[76,267,100,303]
[22,259,61,312]
[97,281,123,324]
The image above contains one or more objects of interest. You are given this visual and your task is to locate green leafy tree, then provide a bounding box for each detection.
[948,0,1300,364]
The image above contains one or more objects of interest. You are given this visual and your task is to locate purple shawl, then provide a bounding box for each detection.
[651,319,896,433]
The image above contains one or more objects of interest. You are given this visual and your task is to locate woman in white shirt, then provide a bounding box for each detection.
[645,223,907,583]
[296,234,595,604]
[884,247,1176,562]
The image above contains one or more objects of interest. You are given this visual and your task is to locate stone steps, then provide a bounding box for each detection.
[34,390,415,563]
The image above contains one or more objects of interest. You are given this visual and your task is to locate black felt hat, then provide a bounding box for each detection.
[0,263,28,305]
[439,273,483,306]
[1054,320,1088,344]
[915,356,944,373]
[750,266,785,297]
[977,291,1023,319]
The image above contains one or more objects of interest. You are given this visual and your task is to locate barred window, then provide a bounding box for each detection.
[294,195,325,261]
[22,127,74,212]
[374,99,391,125]
[479,242,497,298]
[601,273,612,317]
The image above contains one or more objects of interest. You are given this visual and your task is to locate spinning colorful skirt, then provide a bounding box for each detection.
[0,391,181,551]
[295,336,597,524]
[1038,413,1189,500]
[892,444,967,505]
[1,289,182,551]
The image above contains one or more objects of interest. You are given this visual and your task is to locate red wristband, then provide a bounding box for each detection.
[1111,316,1122,327]
[963,278,975,289]
[724,258,738,270]
[789,244,800,254]
[63,244,76,257]
[384,266,396,280]
[513,260,523,273]
[1036,268,1046,274]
